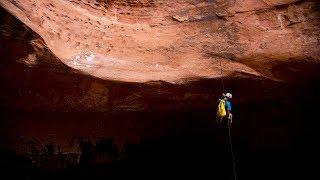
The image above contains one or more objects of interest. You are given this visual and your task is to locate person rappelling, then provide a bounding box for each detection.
[216,92,233,125]
[216,92,237,180]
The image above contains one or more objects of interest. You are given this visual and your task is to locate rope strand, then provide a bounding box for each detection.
[218,58,237,180]
[219,59,225,92]
[228,119,237,180]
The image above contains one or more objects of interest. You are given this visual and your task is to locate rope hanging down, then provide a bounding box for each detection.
[228,118,237,180]
[218,59,237,180]
[219,59,225,92]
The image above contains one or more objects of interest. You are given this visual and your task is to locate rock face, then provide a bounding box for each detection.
[0,0,319,143]
[0,2,319,178]
[0,0,319,83]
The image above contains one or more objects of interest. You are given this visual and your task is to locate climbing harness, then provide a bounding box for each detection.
[217,59,237,180]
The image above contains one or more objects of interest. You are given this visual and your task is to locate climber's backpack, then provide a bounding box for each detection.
[217,99,226,117]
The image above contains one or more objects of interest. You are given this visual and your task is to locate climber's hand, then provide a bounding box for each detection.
[228,113,233,122]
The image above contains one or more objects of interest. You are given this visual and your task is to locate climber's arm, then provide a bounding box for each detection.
[225,101,232,121]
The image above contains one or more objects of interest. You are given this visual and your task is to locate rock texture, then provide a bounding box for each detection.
[0,2,319,148]
[1,0,319,83]
[0,3,320,177]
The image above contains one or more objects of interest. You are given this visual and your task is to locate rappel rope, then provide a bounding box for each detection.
[228,118,237,180]
[218,59,237,180]
[219,59,225,92]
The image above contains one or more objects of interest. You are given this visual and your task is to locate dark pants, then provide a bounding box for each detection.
[216,116,231,126]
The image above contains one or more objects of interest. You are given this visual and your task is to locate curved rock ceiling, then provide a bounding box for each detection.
[1,0,319,83]
[1,3,320,174]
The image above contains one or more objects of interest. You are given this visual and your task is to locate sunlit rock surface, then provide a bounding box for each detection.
[0,2,320,179]
[1,0,319,82]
